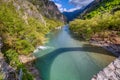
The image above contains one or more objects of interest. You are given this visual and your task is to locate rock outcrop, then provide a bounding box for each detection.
[92,57,120,80]
[0,53,18,80]
[27,0,66,22]
[90,33,120,80]
[0,0,65,79]
[0,37,18,80]
[90,33,120,56]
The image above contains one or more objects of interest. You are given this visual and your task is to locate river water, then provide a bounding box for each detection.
[34,25,116,80]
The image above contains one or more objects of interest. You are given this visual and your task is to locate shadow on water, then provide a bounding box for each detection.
[35,44,116,80]
[33,25,117,80]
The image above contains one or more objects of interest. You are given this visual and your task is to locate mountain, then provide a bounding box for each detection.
[63,0,102,22]
[82,0,120,18]
[27,0,66,22]
[63,9,83,22]
[0,0,65,80]
[69,0,120,40]
[78,0,102,18]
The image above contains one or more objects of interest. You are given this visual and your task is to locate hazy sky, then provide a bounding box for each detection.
[50,0,94,12]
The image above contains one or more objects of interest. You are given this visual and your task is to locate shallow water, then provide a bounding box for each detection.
[34,25,116,80]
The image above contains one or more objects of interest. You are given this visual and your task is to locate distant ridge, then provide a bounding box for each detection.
[63,0,102,22]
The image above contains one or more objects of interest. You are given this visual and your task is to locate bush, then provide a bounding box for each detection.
[0,1,63,80]
[85,0,120,18]
[70,11,120,39]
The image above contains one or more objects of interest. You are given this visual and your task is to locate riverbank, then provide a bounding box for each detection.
[19,55,42,80]
[92,57,120,80]
[0,52,19,80]
[90,34,120,80]
[0,37,18,80]
[0,36,42,80]
[90,34,120,56]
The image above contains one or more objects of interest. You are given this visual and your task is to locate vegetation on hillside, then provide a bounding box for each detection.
[70,0,120,40]
[0,1,63,80]
[70,11,120,39]
[85,0,120,18]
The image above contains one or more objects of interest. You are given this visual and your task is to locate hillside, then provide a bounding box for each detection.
[63,0,102,22]
[0,0,65,80]
[83,0,120,18]
[63,9,83,22]
[27,0,66,22]
[64,0,120,22]
[69,0,120,54]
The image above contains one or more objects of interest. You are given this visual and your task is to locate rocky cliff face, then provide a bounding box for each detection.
[27,0,66,22]
[0,0,65,79]
[4,0,66,24]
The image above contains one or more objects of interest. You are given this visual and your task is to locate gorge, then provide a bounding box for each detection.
[34,26,116,80]
[0,0,120,80]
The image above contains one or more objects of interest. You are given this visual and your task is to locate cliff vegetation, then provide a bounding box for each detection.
[0,0,64,79]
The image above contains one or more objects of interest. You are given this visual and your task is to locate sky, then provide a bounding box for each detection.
[50,0,94,12]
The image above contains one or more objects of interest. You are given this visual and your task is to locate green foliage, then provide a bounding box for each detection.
[85,0,120,18]
[4,49,20,68]
[18,64,34,80]
[0,73,4,80]
[0,1,63,55]
[3,49,34,80]
[0,1,63,80]
[70,11,120,39]
[45,17,63,30]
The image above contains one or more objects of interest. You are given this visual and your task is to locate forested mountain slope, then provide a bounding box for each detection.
[63,0,102,22]
[0,0,65,79]
[70,0,120,39]
[69,0,120,55]
[83,0,120,18]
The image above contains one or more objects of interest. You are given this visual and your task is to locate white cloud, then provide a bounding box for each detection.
[55,3,62,8]
[54,0,94,12]
[55,3,81,12]
[55,3,65,12]
[65,7,82,12]
[69,0,94,8]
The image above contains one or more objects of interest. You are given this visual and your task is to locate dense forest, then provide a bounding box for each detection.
[70,0,120,40]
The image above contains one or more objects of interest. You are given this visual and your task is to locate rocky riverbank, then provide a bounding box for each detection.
[92,57,120,80]
[0,37,18,80]
[0,37,41,80]
[90,34,120,56]
[19,55,42,80]
[90,34,120,80]
[0,52,18,80]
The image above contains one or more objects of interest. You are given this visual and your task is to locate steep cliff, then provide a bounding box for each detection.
[0,0,64,80]
[27,0,66,22]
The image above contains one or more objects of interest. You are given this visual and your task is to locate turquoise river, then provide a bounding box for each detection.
[34,25,116,80]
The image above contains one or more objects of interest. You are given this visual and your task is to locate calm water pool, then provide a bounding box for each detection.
[34,25,116,80]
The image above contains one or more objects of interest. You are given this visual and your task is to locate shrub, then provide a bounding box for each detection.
[70,11,120,39]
